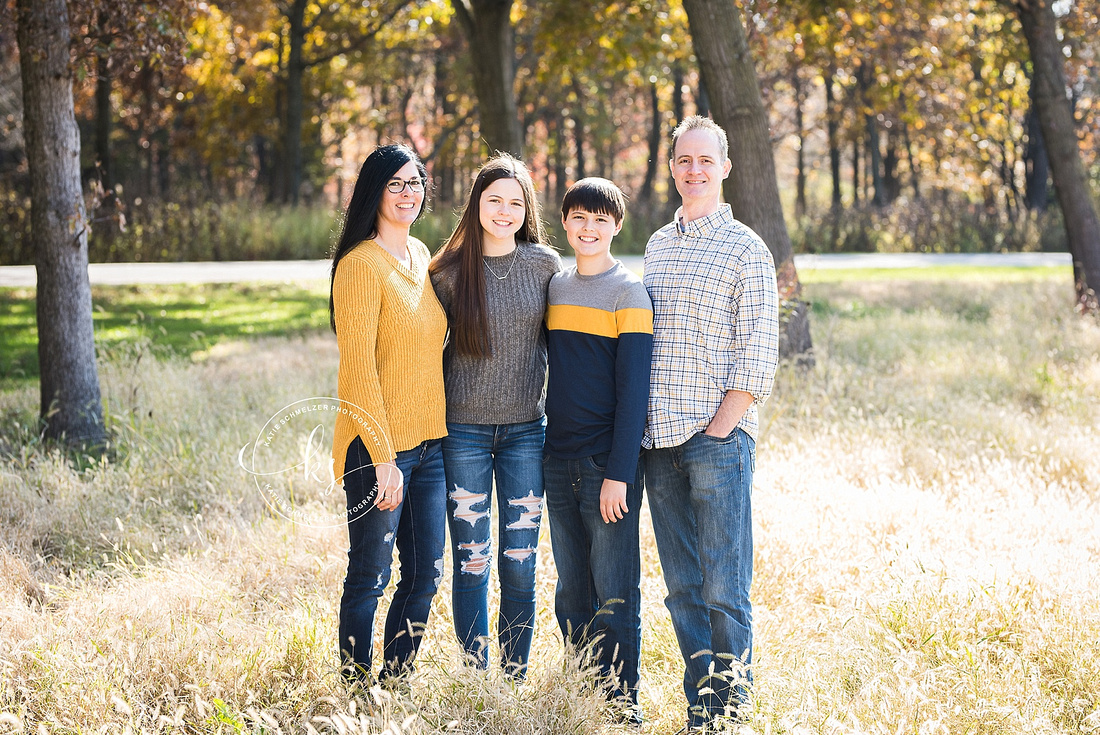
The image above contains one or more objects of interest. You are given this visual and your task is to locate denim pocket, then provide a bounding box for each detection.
[699,428,736,445]
[585,452,610,472]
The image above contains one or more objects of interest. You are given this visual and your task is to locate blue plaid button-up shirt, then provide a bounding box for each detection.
[642,204,780,449]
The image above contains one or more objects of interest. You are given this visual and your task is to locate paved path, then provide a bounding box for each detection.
[0,252,1073,288]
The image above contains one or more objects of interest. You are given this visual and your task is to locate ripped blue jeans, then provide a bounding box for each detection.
[339,436,447,682]
[442,418,545,677]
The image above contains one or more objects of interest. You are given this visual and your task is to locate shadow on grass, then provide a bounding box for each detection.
[0,283,330,386]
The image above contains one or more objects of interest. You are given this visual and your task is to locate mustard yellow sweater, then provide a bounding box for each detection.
[331,237,448,481]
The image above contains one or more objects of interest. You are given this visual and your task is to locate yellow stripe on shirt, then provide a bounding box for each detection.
[547,304,653,337]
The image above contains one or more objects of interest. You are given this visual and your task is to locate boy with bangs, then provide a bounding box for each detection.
[543,177,653,725]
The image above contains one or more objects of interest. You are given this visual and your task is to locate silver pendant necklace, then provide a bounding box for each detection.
[484,247,520,280]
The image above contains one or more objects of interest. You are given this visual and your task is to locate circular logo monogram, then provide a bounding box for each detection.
[238,397,393,528]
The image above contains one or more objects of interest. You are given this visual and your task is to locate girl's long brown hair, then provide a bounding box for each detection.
[429,155,547,358]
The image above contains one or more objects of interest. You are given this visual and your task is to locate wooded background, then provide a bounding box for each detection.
[6,0,1100,444]
[1,0,1097,262]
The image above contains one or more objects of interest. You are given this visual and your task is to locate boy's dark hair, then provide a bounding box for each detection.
[561,177,627,223]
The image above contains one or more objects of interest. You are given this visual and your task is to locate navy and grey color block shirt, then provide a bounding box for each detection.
[544,261,653,484]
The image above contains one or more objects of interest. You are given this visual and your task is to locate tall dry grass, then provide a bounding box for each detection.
[1,273,1098,733]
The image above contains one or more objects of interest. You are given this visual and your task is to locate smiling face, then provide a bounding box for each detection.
[670,127,732,215]
[478,177,526,249]
[376,160,424,233]
[562,207,622,259]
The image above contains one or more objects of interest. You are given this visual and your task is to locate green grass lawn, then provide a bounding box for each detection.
[5,266,1076,385]
[0,283,330,385]
[797,264,1071,283]
[1,265,1078,387]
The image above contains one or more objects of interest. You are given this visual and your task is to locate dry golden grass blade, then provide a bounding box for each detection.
[1,274,1098,733]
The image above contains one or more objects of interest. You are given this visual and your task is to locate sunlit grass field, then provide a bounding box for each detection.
[1,269,1098,733]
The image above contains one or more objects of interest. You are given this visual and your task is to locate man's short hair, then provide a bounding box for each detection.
[561,177,627,223]
[671,115,729,163]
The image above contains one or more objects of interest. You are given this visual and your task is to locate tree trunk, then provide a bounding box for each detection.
[1014,0,1100,311]
[851,133,861,205]
[17,0,105,446]
[283,0,307,205]
[857,63,887,207]
[639,81,661,206]
[451,0,523,157]
[1023,80,1050,212]
[826,68,841,212]
[1000,137,1020,218]
[883,132,899,203]
[680,0,812,361]
[270,28,287,202]
[571,80,586,180]
[793,69,806,219]
[435,47,457,207]
[903,122,921,200]
[668,64,684,217]
[553,116,567,205]
[139,62,156,199]
[93,15,116,247]
[695,74,710,118]
[93,12,111,199]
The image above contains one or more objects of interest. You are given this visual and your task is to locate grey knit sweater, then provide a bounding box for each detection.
[430,242,562,425]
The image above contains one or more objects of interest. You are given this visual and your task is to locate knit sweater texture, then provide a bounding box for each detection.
[331,237,448,480]
[430,242,562,424]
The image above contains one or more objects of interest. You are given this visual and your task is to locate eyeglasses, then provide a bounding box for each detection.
[386,177,425,194]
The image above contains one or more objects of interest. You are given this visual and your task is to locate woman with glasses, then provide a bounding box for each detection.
[428,155,561,678]
[329,143,448,684]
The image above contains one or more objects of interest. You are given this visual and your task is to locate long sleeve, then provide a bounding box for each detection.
[607,323,646,488]
[333,254,396,467]
[330,239,448,481]
[727,245,780,404]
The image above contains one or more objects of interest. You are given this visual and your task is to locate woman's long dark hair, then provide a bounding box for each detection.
[428,154,547,357]
[329,144,429,333]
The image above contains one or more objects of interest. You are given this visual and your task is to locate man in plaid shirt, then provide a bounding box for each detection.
[642,116,779,731]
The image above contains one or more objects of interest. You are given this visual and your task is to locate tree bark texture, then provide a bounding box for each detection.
[1015,0,1100,311]
[639,81,661,205]
[793,69,806,219]
[1024,82,1050,212]
[283,0,307,205]
[452,0,523,157]
[680,0,812,360]
[826,69,842,212]
[903,122,921,200]
[851,134,860,205]
[857,63,887,208]
[17,0,105,445]
[93,24,116,242]
[94,14,111,196]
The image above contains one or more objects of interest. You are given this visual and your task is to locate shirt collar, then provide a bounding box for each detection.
[676,203,734,237]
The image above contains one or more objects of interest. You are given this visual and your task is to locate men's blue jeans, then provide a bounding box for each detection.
[543,452,642,705]
[442,418,545,676]
[643,429,755,726]
[339,436,447,681]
